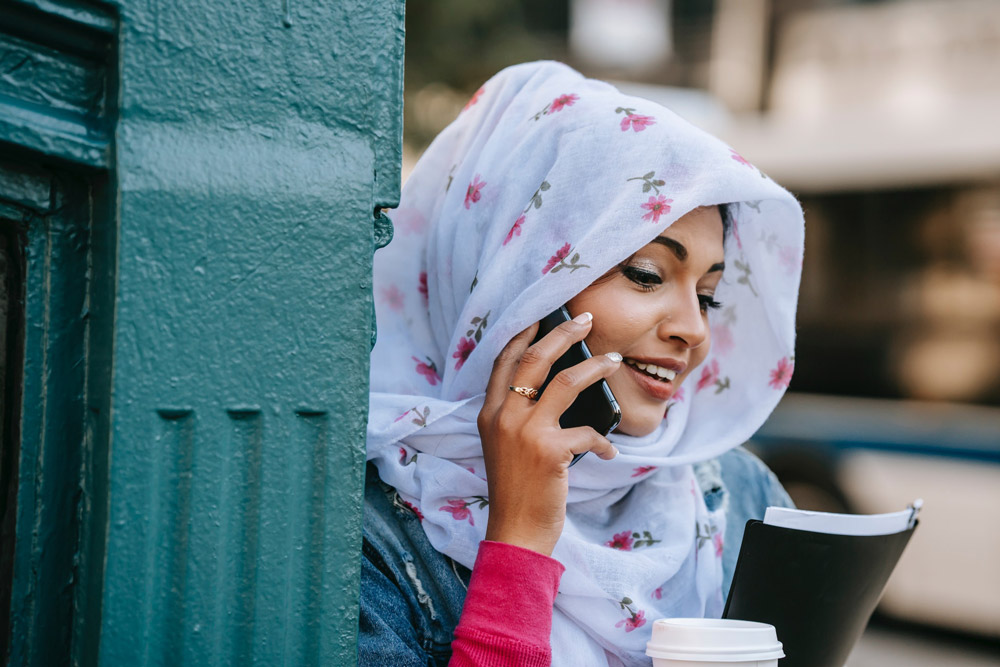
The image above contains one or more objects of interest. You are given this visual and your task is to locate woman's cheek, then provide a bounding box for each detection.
[687,327,712,374]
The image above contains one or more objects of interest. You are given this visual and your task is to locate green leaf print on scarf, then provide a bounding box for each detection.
[528,180,550,210]
[411,406,431,428]
[466,310,490,343]
[505,180,552,247]
[734,259,758,297]
[627,171,666,195]
[544,243,590,274]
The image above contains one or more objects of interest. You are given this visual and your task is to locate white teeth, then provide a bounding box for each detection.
[625,358,677,382]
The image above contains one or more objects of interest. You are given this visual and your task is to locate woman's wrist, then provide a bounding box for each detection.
[485,514,562,556]
[484,528,555,557]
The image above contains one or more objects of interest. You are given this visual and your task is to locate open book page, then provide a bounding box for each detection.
[763,500,922,536]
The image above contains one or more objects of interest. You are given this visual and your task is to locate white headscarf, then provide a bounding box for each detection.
[367,61,803,666]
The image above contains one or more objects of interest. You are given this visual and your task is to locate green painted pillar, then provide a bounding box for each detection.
[0,0,404,664]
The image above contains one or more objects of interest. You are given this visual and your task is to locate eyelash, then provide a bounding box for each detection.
[698,295,723,312]
[621,266,661,291]
[621,266,722,311]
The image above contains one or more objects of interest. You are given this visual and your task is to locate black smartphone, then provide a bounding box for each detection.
[532,306,622,466]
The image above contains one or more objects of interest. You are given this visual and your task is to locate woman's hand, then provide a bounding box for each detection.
[478,312,621,556]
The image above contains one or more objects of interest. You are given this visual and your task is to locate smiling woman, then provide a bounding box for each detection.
[569,206,726,436]
[361,61,804,666]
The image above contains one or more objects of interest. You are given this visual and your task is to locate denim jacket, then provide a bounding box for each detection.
[357,447,794,666]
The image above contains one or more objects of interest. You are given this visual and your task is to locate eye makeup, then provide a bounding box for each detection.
[698,295,722,311]
[619,261,722,310]
[621,264,661,291]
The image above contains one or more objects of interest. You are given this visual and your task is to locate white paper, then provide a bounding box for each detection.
[763,500,922,536]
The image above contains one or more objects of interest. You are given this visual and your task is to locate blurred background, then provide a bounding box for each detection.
[403,0,1000,664]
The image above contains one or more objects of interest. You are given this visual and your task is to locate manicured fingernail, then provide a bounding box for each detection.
[605,352,623,363]
[612,446,620,457]
[573,311,593,324]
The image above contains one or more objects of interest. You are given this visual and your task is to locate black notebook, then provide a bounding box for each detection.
[723,505,920,667]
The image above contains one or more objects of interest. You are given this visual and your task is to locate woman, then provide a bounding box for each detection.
[361,62,803,665]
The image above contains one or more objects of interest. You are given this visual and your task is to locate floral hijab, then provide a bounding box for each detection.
[367,61,803,666]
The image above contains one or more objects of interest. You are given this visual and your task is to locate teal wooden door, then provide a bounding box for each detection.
[0,1,404,665]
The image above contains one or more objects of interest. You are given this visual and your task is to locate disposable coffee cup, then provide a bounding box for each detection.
[645,618,784,666]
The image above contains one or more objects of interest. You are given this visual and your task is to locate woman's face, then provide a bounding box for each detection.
[567,206,725,437]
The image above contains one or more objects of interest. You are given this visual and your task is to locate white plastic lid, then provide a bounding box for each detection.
[645,618,785,662]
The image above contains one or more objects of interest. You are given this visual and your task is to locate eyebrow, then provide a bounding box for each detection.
[652,236,726,273]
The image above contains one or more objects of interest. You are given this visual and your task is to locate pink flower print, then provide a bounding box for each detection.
[418,271,428,304]
[440,498,474,525]
[394,208,427,234]
[713,532,724,558]
[440,496,488,523]
[549,93,579,113]
[651,587,663,600]
[616,610,647,632]
[381,284,404,311]
[621,114,656,132]
[696,359,720,392]
[606,530,635,551]
[713,323,735,356]
[412,356,441,386]
[452,336,476,370]
[732,216,744,250]
[393,409,411,423]
[464,174,486,209]
[730,148,753,168]
[779,245,801,274]
[769,357,794,389]
[542,243,590,274]
[399,446,418,466]
[532,97,578,120]
[632,466,657,478]
[402,500,424,522]
[543,242,572,274]
[504,214,525,246]
[463,86,484,111]
[641,195,673,223]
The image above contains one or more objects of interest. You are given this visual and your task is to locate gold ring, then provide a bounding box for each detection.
[508,385,539,400]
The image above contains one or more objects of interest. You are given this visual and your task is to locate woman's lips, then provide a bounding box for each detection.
[624,361,676,401]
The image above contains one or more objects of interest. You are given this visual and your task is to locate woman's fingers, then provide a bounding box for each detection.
[532,352,622,423]
[477,316,619,557]
[563,427,619,461]
[508,312,593,390]
[482,322,538,418]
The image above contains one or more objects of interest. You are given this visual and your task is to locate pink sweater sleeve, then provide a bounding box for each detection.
[449,540,565,666]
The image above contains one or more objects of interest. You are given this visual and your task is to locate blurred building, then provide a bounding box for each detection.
[566,0,1000,407]
[709,0,1000,408]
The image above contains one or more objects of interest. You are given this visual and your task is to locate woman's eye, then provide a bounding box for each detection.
[699,294,722,312]
[622,266,662,291]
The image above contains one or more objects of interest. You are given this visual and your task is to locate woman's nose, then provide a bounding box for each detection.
[656,293,709,349]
